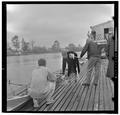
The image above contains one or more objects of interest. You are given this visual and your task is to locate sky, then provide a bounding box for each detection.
[7,4,114,48]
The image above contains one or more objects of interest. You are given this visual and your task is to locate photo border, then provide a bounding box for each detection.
[2,1,118,113]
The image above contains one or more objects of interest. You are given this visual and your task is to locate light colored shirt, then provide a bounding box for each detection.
[28,66,56,98]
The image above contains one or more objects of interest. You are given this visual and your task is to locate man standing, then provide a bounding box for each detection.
[80,32,101,86]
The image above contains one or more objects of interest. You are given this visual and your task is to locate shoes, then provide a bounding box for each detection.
[46,98,54,105]
[82,83,90,86]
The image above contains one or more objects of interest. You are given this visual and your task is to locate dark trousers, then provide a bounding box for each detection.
[62,58,67,74]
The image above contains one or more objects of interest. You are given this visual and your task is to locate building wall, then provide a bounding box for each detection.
[91,20,114,40]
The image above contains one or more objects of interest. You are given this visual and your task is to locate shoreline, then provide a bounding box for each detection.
[7,50,82,57]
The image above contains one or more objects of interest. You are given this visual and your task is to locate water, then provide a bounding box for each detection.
[7,52,82,98]
[7,53,62,98]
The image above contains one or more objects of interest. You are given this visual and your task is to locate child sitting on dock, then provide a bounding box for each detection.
[28,58,56,108]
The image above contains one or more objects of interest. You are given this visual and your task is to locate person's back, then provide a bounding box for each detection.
[80,33,101,86]
[28,58,56,107]
[87,40,100,59]
[30,66,49,97]
[80,38,100,59]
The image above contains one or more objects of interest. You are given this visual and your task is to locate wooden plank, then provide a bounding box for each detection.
[106,77,114,110]
[108,78,114,110]
[59,71,87,111]
[54,80,80,111]
[76,67,95,111]
[69,64,88,111]
[40,77,75,111]
[70,86,85,111]
[49,80,76,111]
[102,66,111,110]
[40,79,75,111]
[43,76,80,111]
[76,86,89,111]
[87,71,100,111]
[43,69,86,111]
[65,72,87,111]
[45,63,87,111]
[87,85,96,111]
[81,86,93,111]
[109,78,114,98]
[82,71,95,111]
[69,71,87,111]
[98,64,104,110]
[93,77,100,111]
[38,73,77,111]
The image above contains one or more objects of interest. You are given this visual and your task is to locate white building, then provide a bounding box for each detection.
[90,20,114,58]
[90,20,114,41]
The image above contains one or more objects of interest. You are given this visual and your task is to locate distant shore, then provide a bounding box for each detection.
[7,52,61,57]
[7,50,82,57]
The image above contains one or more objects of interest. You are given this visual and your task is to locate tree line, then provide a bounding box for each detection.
[7,35,83,56]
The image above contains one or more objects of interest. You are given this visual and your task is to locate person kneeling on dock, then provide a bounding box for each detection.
[28,59,56,108]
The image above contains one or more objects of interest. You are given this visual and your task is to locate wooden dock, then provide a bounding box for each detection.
[14,59,114,112]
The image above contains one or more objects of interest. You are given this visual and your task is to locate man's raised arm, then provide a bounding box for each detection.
[80,39,89,58]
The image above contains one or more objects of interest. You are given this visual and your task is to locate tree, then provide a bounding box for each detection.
[67,43,76,51]
[52,40,60,52]
[11,35,20,52]
[7,41,10,50]
[21,38,30,53]
[31,40,35,51]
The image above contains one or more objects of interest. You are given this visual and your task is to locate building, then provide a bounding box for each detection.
[90,19,114,58]
[90,20,114,41]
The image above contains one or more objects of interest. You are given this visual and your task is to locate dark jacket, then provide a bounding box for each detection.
[80,39,101,59]
[67,51,80,76]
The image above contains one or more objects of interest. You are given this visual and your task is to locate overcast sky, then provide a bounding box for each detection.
[7,4,114,47]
